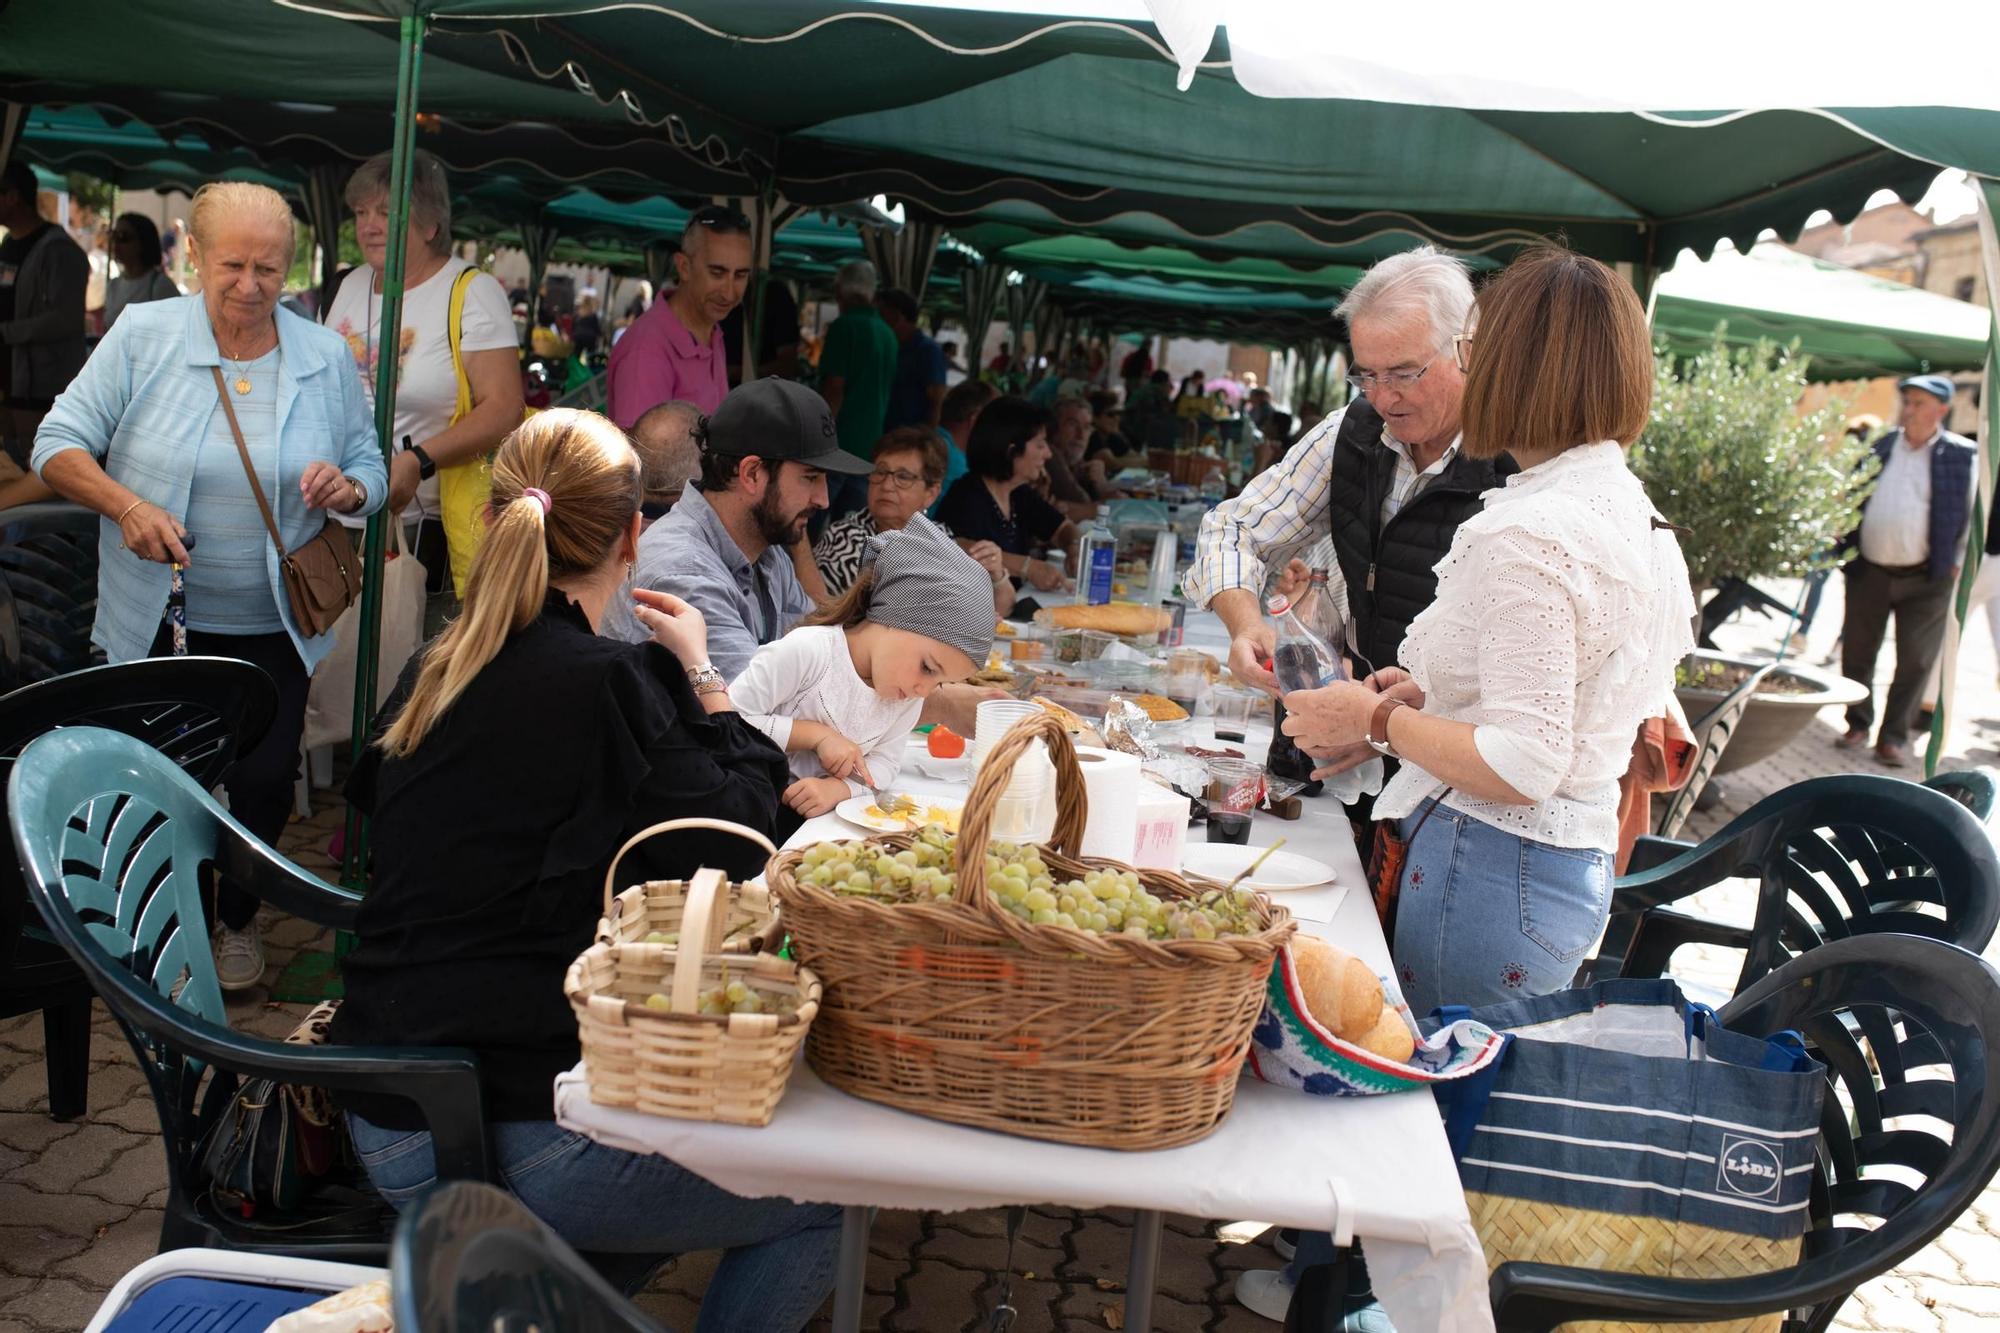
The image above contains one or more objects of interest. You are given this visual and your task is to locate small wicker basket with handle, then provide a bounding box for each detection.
[566,821,819,1127]
[593,818,782,954]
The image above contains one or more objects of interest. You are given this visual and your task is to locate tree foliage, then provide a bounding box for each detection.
[1631,329,1878,591]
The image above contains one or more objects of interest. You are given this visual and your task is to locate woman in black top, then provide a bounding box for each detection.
[332,409,837,1329]
[933,395,1076,593]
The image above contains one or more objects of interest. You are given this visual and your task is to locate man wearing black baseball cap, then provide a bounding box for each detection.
[617,377,869,678]
[1837,373,1975,767]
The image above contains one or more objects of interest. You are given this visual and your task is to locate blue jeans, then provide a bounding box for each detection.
[349,1115,842,1333]
[1389,803,1611,1017]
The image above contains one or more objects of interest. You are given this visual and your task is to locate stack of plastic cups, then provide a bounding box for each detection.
[972,700,1056,844]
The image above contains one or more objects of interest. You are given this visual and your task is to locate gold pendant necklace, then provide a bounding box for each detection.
[233,376,252,396]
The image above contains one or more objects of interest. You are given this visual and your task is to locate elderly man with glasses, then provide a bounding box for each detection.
[1187,244,1513,733]
[606,204,752,427]
[1185,244,1512,1326]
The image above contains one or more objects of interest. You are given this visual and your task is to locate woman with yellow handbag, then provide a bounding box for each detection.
[323,148,524,611]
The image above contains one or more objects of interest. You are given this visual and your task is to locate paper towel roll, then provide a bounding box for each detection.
[1073,746,1143,863]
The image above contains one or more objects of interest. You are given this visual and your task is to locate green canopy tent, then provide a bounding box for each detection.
[12,0,2000,816]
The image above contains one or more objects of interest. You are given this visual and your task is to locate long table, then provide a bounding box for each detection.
[557,608,1494,1331]
[557,748,1491,1329]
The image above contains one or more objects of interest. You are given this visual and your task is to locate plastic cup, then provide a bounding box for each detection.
[1204,757,1262,844]
[1211,686,1264,743]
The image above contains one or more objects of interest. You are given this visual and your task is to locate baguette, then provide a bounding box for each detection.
[1045,601,1173,636]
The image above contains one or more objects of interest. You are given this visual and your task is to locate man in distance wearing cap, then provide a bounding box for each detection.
[1836,374,1976,768]
[619,378,868,679]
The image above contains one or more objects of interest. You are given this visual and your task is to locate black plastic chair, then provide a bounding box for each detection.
[0,502,101,692]
[1492,933,2000,1331]
[1584,774,2000,993]
[1655,662,1773,840]
[0,656,277,1120]
[9,726,493,1261]
[391,1181,666,1333]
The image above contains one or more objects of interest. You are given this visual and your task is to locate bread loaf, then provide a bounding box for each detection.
[1291,936,1384,1040]
[1045,601,1173,636]
[1352,1006,1416,1064]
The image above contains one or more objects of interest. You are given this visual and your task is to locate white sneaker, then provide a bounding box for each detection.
[213,924,265,992]
[1235,1268,1295,1322]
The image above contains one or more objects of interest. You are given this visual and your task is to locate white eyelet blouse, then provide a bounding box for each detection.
[1373,441,1696,850]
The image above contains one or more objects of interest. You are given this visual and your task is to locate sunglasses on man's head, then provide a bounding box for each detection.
[687,205,752,234]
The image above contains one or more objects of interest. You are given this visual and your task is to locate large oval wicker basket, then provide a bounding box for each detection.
[769,712,1294,1148]
[567,827,819,1127]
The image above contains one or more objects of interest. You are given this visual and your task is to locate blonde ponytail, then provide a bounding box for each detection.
[379,410,641,757]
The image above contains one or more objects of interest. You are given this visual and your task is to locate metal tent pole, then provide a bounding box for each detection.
[341,12,428,889]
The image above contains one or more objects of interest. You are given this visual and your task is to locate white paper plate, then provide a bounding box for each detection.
[1180,844,1337,892]
[834,794,965,835]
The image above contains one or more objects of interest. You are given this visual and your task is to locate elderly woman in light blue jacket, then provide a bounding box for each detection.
[34,181,386,991]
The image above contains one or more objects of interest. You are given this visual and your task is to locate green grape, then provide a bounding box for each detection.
[643,992,671,1011]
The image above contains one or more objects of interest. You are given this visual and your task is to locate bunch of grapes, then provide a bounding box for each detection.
[643,968,800,1017]
[983,847,1261,940]
[794,824,957,903]
[792,826,1263,941]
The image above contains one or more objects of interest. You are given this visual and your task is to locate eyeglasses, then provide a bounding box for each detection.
[869,466,927,491]
[1452,332,1475,374]
[1348,348,1447,395]
[686,204,752,235]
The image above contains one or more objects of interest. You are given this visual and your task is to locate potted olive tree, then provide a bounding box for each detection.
[1630,330,1876,772]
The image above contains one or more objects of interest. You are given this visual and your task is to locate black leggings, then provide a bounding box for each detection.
[147,623,310,931]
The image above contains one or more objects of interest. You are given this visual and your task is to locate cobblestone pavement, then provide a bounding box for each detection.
[2,574,1998,1331]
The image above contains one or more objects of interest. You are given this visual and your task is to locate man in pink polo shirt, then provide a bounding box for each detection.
[607,204,752,427]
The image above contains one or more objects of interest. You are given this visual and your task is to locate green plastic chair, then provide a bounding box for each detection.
[1583,773,2000,995]
[1924,767,1998,825]
[8,726,493,1261]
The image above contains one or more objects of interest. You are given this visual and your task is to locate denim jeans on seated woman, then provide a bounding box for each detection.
[349,1114,842,1332]
[1389,801,1612,1018]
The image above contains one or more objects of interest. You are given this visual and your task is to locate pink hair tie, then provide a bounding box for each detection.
[522,487,553,516]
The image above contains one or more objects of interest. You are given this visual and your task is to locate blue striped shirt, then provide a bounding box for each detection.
[183,347,287,633]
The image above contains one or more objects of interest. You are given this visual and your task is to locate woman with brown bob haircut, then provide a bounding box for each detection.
[1284,246,1695,1013]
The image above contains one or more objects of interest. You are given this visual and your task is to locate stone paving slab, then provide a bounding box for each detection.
[1,572,1997,1330]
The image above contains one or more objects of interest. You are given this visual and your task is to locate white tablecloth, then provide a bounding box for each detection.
[557,614,1495,1332]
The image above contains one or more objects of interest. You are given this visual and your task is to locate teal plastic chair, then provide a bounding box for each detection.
[8,726,492,1261]
[1924,767,1998,825]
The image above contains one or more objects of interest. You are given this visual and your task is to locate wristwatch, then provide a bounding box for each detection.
[685,661,727,695]
[407,443,437,481]
[347,476,367,510]
[1367,697,1408,759]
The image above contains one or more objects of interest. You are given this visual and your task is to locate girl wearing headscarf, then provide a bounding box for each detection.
[731,513,996,828]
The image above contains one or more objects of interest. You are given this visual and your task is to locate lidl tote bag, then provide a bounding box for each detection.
[1427,978,1824,1333]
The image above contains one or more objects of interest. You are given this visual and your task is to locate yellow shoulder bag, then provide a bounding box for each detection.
[440,266,534,598]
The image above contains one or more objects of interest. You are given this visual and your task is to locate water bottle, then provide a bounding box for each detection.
[1075,515,1116,606]
[1266,594,1344,693]
[1147,530,1179,604]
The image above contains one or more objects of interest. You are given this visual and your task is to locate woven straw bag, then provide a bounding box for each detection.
[594,818,782,954]
[566,825,820,1127]
[770,712,1294,1149]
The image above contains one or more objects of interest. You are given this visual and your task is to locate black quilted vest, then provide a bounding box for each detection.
[1323,398,1516,673]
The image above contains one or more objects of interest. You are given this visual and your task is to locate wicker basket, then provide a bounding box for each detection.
[770,712,1294,1149]
[566,861,821,1127]
[595,819,782,955]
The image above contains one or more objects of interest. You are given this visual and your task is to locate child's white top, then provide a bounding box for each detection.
[731,625,924,797]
